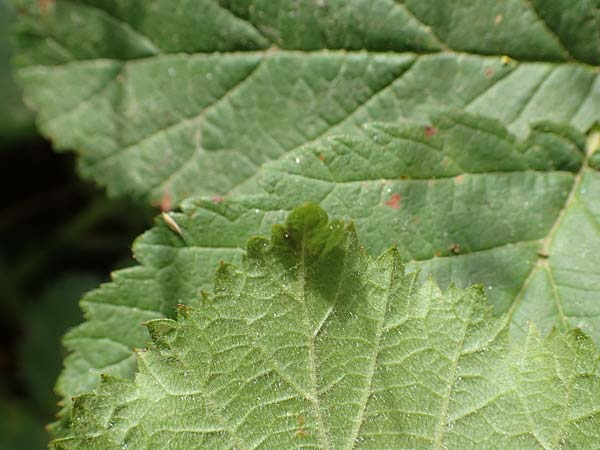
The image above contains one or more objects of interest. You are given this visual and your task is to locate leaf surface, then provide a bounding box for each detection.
[13,0,600,203]
[52,205,600,450]
[56,113,600,417]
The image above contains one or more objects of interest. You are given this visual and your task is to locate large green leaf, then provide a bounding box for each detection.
[13,0,600,203]
[52,205,600,449]
[56,112,600,418]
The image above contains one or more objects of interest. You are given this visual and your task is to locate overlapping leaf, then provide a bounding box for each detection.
[57,113,600,419]
[13,0,600,203]
[52,205,600,450]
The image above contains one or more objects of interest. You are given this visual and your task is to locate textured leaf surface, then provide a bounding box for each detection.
[53,205,600,450]
[13,0,600,203]
[56,113,600,416]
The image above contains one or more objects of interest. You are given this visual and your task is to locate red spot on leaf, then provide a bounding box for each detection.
[454,174,465,184]
[38,0,54,12]
[159,191,172,212]
[485,67,494,79]
[386,193,402,209]
[424,126,437,138]
[318,153,325,161]
[495,14,503,25]
[212,196,224,204]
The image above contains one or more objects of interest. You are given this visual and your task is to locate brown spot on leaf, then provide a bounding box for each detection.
[318,153,325,161]
[424,126,437,138]
[385,193,402,209]
[495,14,503,25]
[485,67,494,79]
[434,251,442,257]
[537,249,549,258]
[159,191,172,212]
[296,416,308,437]
[454,175,465,184]
[449,243,461,255]
[212,196,224,204]
[176,303,192,316]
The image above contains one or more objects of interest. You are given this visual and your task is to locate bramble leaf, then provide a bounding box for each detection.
[52,204,600,450]
[55,113,600,432]
[13,0,600,203]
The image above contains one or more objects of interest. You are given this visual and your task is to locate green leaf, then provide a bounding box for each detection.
[52,205,600,449]
[13,0,600,203]
[55,112,600,419]
[0,0,34,141]
[259,112,600,343]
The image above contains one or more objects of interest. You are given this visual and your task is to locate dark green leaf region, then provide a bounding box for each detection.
[13,0,600,203]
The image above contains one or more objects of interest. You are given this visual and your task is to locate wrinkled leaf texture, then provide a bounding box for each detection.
[13,0,600,203]
[53,205,600,450]
[57,113,600,428]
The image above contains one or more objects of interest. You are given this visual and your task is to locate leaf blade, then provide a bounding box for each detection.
[55,113,600,418]
[52,205,600,449]
[13,0,600,202]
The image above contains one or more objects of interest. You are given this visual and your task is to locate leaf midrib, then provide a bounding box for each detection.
[19,48,599,70]
[348,254,399,449]
[508,149,592,321]
[298,229,331,448]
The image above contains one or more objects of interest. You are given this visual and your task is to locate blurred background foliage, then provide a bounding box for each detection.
[0,0,154,447]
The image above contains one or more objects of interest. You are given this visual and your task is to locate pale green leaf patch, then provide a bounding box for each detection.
[52,204,600,450]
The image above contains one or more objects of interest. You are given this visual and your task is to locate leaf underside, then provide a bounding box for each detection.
[18,0,600,438]
[13,0,600,203]
[56,112,600,432]
[53,205,600,450]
